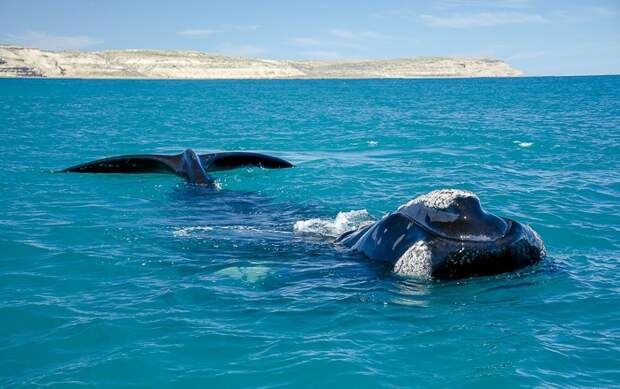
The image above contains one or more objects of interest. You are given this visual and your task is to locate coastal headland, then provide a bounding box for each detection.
[0,44,522,79]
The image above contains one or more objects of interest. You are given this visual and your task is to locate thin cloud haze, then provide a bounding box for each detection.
[330,29,388,40]
[419,11,547,28]
[1,31,101,50]
[223,24,260,31]
[177,29,219,36]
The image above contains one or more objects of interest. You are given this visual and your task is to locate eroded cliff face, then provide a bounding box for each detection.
[0,45,522,79]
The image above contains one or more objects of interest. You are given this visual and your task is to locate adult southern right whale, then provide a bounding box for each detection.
[335,189,546,280]
[63,153,544,280]
[62,148,293,186]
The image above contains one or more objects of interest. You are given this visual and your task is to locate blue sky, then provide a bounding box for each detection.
[0,0,618,75]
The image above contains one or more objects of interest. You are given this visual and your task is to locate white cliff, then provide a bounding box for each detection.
[0,45,522,79]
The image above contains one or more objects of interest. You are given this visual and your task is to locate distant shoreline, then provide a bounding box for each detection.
[0,44,522,79]
[0,75,521,81]
[2,74,619,81]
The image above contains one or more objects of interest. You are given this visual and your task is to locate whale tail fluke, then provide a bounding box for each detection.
[61,149,293,185]
[200,152,293,172]
[61,154,182,174]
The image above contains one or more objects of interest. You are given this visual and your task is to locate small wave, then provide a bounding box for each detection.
[172,226,214,237]
[293,209,373,238]
[173,225,290,237]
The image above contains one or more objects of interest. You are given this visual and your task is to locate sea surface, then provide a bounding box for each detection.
[1,76,619,387]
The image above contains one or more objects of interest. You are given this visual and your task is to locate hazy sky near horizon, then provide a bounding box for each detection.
[0,0,618,76]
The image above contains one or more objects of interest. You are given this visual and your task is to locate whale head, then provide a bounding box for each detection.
[397,189,509,241]
[337,189,546,279]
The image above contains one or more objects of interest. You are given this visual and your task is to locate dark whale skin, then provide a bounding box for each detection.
[336,195,546,280]
[428,219,545,279]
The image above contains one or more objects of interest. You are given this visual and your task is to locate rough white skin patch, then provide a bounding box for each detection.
[396,189,498,241]
[528,224,547,257]
[393,240,433,279]
[398,189,478,211]
[457,234,496,242]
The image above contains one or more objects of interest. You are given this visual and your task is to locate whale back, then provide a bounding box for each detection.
[397,189,508,241]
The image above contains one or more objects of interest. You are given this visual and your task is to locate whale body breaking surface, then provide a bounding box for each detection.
[334,189,546,280]
[62,152,544,280]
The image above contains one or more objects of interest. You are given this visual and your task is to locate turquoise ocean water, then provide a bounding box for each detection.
[1,77,619,387]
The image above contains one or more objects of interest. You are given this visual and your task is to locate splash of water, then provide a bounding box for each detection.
[293,209,373,238]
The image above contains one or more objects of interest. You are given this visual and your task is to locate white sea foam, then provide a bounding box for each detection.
[172,226,214,237]
[367,140,379,146]
[514,140,533,148]
[293,209,373,238]
[173,225,289,237]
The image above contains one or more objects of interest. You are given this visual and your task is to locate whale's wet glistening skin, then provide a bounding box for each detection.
[336,189,546,280]
[62,148,294,186]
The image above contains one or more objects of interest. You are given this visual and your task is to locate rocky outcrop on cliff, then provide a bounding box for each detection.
[0,45,522,79]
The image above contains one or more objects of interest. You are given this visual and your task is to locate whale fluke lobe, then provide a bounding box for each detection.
[62,148,293,186]
[200,152,294,172]
[61,154,181,174]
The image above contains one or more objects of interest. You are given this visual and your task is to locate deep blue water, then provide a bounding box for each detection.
[1,76,619,387]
